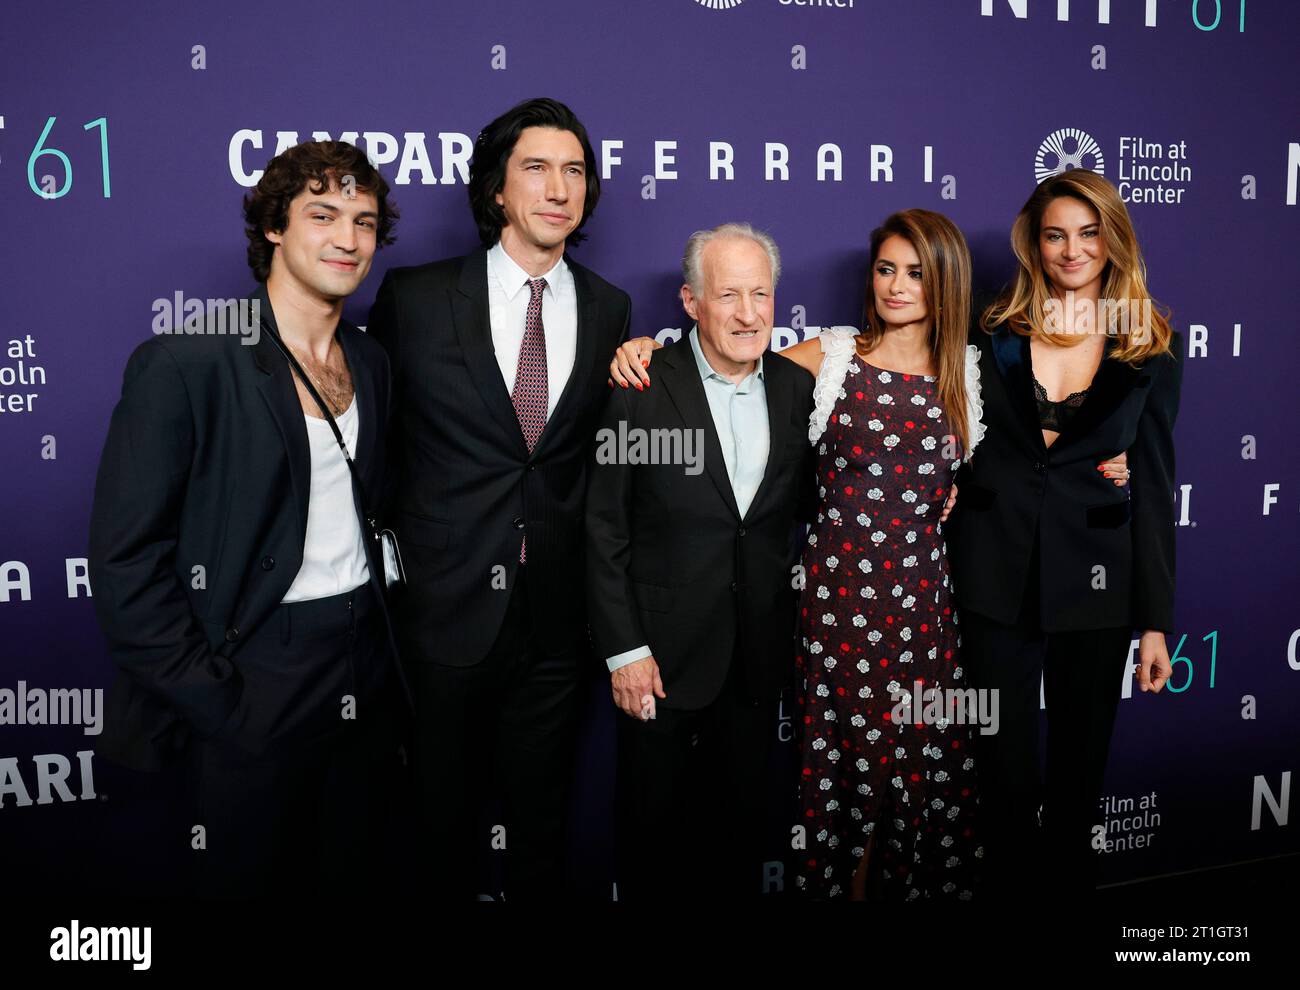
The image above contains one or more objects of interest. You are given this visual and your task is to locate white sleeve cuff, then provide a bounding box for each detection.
[606,644,652,673]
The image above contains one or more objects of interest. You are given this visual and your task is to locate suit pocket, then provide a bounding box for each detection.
[631,580,673,614]
[959,482,997,510]
[398,511,451,549]
[1086,500,1131,528]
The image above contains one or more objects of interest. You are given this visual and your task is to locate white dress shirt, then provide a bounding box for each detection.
[281,396,370,603]
[486,240,578,418]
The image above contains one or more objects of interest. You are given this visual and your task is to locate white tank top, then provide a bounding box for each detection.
[280,395,370,603]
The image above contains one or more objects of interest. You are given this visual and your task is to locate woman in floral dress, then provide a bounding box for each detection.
[788,210,984,900]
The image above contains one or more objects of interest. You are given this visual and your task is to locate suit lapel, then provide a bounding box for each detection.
[658,342,741,520]
[534,257,596,456]
[989,327,1047,452]
[452,248,530,457]
[741,356,790,524]
[336,324,395,633]
[336,325,380,500]
[1053,336,1140,448]
[248,285,311,543]
[990,327,1142,452]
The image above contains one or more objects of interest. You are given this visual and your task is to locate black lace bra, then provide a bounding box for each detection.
[1033,374,1089,433]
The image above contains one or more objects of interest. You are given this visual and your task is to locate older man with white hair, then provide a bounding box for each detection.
[586,222,816,900]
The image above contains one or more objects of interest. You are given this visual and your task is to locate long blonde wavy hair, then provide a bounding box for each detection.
[982,170,1173,364]
[859,209,973,453]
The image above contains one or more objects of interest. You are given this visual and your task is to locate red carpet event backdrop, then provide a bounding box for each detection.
[0,0,1297,897]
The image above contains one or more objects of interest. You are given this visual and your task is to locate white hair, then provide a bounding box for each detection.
[681,222,782,295]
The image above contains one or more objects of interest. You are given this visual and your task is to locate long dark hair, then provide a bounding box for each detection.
[243,140,398,282]
[859,209,973,452]
[468,97,601,247]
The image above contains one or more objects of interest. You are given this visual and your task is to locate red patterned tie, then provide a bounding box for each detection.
[511,277,548,562]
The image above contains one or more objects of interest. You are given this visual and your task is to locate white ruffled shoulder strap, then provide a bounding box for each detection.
[963,343,987,462]
[808,326,859,446]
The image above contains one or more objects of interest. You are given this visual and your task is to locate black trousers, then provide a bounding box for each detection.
[615,655,777,902]
[959,549,1131,903]
[409,565,583,902]
[187,581,406,898]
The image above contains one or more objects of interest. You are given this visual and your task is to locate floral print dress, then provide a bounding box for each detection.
[794,328,984,900]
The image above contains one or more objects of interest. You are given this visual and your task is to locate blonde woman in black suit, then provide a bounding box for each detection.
[945,170,1183,903]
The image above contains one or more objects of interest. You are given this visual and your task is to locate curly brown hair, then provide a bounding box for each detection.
[243,140,398,282]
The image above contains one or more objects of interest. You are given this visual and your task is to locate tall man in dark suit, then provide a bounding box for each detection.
[367,98,631,900]
[586,224,816,900]
[89,141,410,896]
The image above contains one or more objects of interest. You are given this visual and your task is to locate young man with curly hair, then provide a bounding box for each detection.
[89,140,409,897]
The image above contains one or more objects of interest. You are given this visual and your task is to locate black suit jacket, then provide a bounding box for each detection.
[88,285,409,771]
[945,324,1183,633]
[585,339,817,709]
[366,248,631,665]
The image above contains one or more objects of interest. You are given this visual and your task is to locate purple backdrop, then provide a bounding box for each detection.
[1,0,1297,898]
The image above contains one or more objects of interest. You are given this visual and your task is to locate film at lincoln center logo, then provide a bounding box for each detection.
[1034,127,1105,183]
[694,0,744,9]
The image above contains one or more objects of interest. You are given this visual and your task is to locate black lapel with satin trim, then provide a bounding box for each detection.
[988,326,1047,452]
[335,323,381,503]
[247,285,311,543]
[534,255,597,457]
[335,326,386,604]
[657,339,741,520]
[336,321,414,710]
[741,353,792,524]
[451,248,530,457]
[1053,336,1141,449]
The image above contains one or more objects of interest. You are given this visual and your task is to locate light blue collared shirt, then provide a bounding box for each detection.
[605,326,770,673]
[687,325,769,518]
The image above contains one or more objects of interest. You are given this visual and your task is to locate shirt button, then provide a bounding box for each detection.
[260,556,275,571]
[1033,461,1045,473]
[224,627,240,643]
[730,581,739,592]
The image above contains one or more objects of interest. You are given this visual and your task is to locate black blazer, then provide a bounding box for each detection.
[88,285,408,771]
[585,340,816,709]
[366,248,631,666]
[945,324,1183,633]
